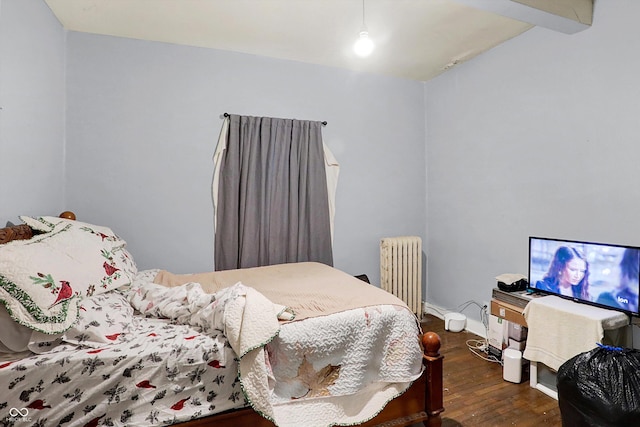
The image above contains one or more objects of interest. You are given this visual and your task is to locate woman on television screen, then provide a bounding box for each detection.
[535,246,590,300]
[597,248,639,314]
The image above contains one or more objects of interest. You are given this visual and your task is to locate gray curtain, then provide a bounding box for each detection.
[215,114,333,270]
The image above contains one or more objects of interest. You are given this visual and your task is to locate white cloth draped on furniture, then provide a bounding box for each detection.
[523,295,629,371]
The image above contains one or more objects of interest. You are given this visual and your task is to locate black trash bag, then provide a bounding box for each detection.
[557,344,640,427]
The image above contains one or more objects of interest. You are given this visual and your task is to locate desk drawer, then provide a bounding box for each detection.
[491,299,527,327]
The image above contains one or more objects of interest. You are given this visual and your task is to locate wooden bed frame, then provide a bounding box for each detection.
[175,331,444,427]
[0,215,444,427]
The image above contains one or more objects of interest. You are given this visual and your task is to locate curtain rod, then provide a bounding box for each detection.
[223,112,327,126]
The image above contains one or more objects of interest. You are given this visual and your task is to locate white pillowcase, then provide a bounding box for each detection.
[0,304,32,352]
[0,290,138,354]
[0,216,137,334]
[61,291,134,348]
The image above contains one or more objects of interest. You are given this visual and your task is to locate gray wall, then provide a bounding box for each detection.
[64,33,427,280]
[0,0,65,222]
[9,0,639,324]
[424,0,640,319]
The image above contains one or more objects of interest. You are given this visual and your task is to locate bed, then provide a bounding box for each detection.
[0,214,443,427]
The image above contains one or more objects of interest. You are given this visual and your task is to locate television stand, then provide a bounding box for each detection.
[529,361,558,399]
[490,287,546,327]
[523,296,630,399]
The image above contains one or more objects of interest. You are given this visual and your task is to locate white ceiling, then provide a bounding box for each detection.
[43,0,593,82]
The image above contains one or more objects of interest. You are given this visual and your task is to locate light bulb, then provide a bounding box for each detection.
[354,31,374,57]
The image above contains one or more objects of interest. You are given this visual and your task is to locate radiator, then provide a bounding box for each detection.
[380,236,422,316]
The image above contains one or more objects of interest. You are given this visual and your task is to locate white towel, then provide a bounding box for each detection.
[523,296,629,371]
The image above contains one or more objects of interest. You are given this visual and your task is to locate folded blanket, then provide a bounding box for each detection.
[523,296,629,371]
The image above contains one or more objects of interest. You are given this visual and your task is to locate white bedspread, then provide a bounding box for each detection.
[266,305,423,426]
[130,279,423,427]
[523,296,629,371]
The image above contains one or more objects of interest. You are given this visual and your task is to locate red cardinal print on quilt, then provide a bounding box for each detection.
[136,380,157,389]
[27,399,51,410]
[49,281,73,308]
[84,414,105,427]
[208,360,224,368]
[103,262,120,276]
[170,397,190,411]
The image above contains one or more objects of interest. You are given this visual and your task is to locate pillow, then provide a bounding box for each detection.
[61,290,134,348]
[0,304,33,352]
[1,291,135,354]
[26,330,63,354]
[0,216,137,334]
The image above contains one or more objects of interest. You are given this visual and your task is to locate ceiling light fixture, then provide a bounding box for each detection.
[353,0,374,57]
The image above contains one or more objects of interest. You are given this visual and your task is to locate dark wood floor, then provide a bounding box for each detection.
[419,315,562,427]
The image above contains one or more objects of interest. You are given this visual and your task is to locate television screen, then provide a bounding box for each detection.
[528,237,640,316]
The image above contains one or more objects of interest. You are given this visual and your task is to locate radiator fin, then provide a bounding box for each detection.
[380,236,422,316]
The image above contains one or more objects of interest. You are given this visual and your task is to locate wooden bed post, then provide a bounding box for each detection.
[422,332,444,427]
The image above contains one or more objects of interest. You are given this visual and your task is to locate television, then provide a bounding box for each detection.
[528,236,640,317]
